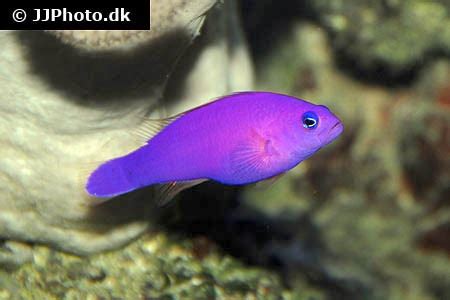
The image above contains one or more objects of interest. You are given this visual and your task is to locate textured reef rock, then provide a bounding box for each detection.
[309,0,450,76]
[3,233,322,299]
[242,0,450,75]
[240,17,450,300]
[0,0,252,256]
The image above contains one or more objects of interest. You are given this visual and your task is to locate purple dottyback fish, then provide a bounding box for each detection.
[86,92,343,203]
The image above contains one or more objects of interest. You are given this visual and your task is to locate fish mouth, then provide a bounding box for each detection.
[329,122,344,139]
[319,121,344,145]
[331,122,341,130]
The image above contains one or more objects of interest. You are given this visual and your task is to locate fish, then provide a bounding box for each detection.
[85,91,344,204]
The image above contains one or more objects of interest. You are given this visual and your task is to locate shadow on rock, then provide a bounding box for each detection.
[15,30,193,108]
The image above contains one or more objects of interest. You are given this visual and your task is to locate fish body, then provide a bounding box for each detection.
[86,92,343,198]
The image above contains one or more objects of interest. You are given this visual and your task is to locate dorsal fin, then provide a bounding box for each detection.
[129,92,259,146]
[128,114,184,146]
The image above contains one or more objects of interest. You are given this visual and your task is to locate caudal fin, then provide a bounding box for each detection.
[85,158,136,198]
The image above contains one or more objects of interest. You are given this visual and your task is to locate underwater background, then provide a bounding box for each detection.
[0,0,449,299]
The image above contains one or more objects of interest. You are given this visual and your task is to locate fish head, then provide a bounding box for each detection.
[282,101,344,160]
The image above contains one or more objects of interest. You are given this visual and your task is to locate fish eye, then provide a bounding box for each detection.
[302,111,318,129]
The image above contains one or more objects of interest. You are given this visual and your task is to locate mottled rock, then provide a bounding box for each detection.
[239,20,450,300]
[8,232,322,299]
[310,0,450,75]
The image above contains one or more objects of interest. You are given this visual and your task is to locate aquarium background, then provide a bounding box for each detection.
[1,0,449,299]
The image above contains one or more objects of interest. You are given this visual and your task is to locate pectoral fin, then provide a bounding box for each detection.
[229,130,279,180]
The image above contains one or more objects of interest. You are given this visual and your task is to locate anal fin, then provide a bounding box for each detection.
[155,179,208,206]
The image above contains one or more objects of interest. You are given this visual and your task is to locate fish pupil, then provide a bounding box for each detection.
[302,111,318,129]
[304,118,316,127]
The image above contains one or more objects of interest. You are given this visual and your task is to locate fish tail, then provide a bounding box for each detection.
[86,158,136,198]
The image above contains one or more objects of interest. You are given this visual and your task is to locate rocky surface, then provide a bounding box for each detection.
[310,0,450,77]
[241,17,450,300]
[3,233,321,300]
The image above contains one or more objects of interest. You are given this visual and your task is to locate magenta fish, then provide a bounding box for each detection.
[86,92,343,203]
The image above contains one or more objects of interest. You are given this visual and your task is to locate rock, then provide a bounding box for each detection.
[240,0,450,78]
[238,19,450,300]
[9,233,322,299]
[0,241,33,271]
[0,0,253,256]
[309,0,450,76]
[48,1,214,51]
